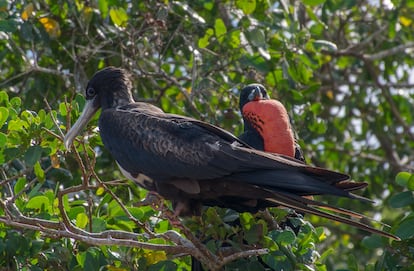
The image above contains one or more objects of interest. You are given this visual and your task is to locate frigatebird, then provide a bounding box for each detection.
[239,83,305,162]
[64,67,397,239]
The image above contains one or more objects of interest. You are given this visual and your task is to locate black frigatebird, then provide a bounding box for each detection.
[63,67,397,239]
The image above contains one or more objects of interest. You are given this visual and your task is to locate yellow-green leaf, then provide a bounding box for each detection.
[96,186,105,196]
[34,161,45,183]
[399,16,412,27]
[0,107,9,128]
[76,212,89,229]
[214,18,227,42]
[26,195,50,211]
[109,7,128,27]
[198,28,214,48]
[236,0,256,15]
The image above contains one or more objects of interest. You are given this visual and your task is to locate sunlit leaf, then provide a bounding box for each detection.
[302,0,326,6]
[399,16,412,27]
[96,186,105,196]
[26,195,50,211]
[21,3,34,21]
[0,132,6,148]
[39,17,61,38]
[34,161,45,183]
[14,177,27,195]
[395,172,412,187]
[109,7,128,27]
[145,251,167,265]
[236,0,256,15]
[0,106,7,127]
[76,212,89,229]
[98,0,109,18]
[214,18,227,42]
[198,28,213,48]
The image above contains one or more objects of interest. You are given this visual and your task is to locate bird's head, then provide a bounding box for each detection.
[239,84,269,111]
[64,67,134,149]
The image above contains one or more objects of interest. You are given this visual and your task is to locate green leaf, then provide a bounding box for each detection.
[214,18,227,42]
[302,0,326,6]
[389,191,414,208]
[91,217,107,232]
[68,206,86,220]
[271,230,296,245]
[14,177,27,195]
[408,175,414,191]
[229,30,241,48]
[395,172,411,187]
[109,7,128,27]
[10,96,21,108]
[198,28,213,48]
[0,106,8,127]
[396,217,414,240]
[127,207,144,220]
[247,28,266,48]
[0,132,6,148]
[8,119,27,131]
[396,172,414,190]
[24,145,43,167]
[0,90,8,104]
[34,161,45,183]
[76,212,89,229]
[236,0,256,15]
[361,235,383,249]
[0,19,18,32]
[26,195,50,211]
[98,0,109,18]
[59,102,67,116]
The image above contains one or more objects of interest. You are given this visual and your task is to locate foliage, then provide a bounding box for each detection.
[1,0,414,270]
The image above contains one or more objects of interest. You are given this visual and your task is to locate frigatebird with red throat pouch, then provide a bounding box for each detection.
[64,67,398,240]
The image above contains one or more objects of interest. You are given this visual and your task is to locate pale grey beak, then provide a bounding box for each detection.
[248,86,264,101]
[64,99,99,150]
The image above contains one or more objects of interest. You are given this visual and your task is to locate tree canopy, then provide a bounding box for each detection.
[1,0,413,270]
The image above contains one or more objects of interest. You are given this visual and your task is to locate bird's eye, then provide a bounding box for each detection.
[86,87,96,97]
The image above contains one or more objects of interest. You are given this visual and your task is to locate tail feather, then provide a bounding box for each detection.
[264,191,399,240]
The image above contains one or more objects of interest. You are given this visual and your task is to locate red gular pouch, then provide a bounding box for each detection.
[242,99,295,157]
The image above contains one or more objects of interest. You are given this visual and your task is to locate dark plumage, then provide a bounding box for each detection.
[64,67,397,239]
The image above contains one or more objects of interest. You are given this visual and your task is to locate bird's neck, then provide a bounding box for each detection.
[101,90,135,109]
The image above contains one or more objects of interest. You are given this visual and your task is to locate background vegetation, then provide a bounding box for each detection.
[1,0,414,270]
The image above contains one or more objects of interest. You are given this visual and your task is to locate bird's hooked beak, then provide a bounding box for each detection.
[64,98,99,150]
[248,86,269,101]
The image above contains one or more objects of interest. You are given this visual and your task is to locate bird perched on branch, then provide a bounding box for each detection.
[64,67,397,240]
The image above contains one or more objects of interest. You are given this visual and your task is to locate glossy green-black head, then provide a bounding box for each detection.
[239,84,269,111]
[64,67,134,149]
